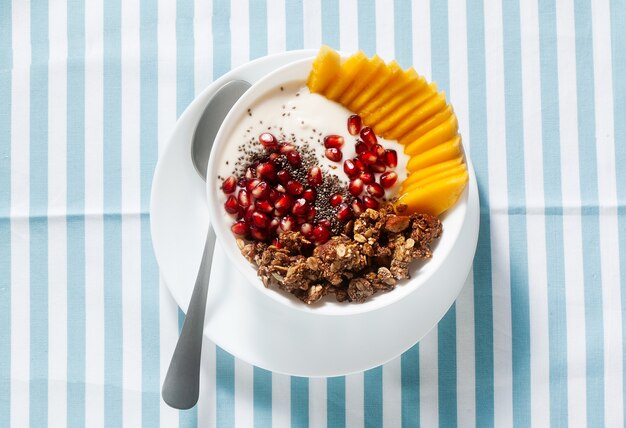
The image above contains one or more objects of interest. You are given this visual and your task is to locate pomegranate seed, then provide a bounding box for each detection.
[272,237,282,248]
[277,169,292,185]
[244,206,254,223]
[245,167,256,180]
[355,140,368,155]
[363,196,380,209]
[250,227,268,241]
[224,196,239,214]
[330,193,343,207]
[306,206,317,222]
[275,183,286,193]
[279,143,296,154]
[259,132,278,149]
[251,181,270,199]
[359,151,378,165]
[279,216,295,232]
[237,189,250,208]
[246,178,260,192]
[360,127,378,147]
[373,144,385,159]
[251,211,270,229]
[325,147,343,162]
[291,198,309,216]
[236,207,245,220]
[367,183,385,198]
[300,223,313,237]
[307,166,322,187]
[268,189,280,203]
[237,177,247,188]
[349,178,364,196]
[274,194,293,214]
[256,162,277,181]
[317,219,332,229]
[312,224,331,244]
[302,188,316,202]
[336,203,352,221]
[347,114,362,136]
[360,171,375,184]
[354,158,366,171]
[351,197,365,216]
[324,135,345,149]
[221,176,236,194]
[384,149,398,168]
[343,159,358,178]
[286,180,304,196]
[268,218,280,233]
[255,200,274,214]
[380,171,398,188]
[286,151,301,167]
[231,221,249,237]
[295,216,307,225]
[268,152,281,162]
[369,161,386,173]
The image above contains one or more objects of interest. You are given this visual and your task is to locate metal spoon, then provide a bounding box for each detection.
[162,79,251,409]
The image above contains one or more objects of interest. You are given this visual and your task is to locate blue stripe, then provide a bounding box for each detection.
[249,0,267,59]
[29,0,49,425]
[0,0,11,424]
[327,377,345,428]
[103,0,123,424]
[573,2,604,425]
[213,0,231,79]
[364,366,382,427]
[537,1,569,425]
[216,346,235,428]
[285,0,304,50]
[430,2,458,426]
[501,1,531,425]
[466,1,494,425]
[393,0,412,69]
[321,0,339,48]
[290,377,308,428]
[253,367,272,427]
[177,311,198,427]
[66,0,86,426]
[357,0,376,56]
[401,346,419,426]
[609,0,626,422]
[140,0,160,424]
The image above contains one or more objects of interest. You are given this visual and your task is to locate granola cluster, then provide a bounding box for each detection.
[238,205,442,304]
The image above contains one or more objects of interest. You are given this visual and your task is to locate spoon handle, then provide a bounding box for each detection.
[162,227,216,409]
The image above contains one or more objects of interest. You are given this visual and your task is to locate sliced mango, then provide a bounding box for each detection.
[406,135,462,173]
[360,68,424,118]
[338,55,385,106]
[363,77,428,129]
[404,114,459,156]
[401,164,467,193]
[374,82,439,136]
[307,45,341,94]
[401,157,464,188]
[398,105,454,143]
[349,61,403,112]
[324,51,369,100]
[392,91,448,139]
[396,170,469,216]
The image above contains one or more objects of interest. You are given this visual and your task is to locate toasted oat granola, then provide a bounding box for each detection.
[239,205,442,304]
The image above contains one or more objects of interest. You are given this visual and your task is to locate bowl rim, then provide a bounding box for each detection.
[205,56,470,316]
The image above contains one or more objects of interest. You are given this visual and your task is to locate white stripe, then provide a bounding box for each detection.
[10,3,31,425]
[48,0,68,425]
[382,356,401,427]
[267,0,285,54]
[455,275,476,428]
[555,0,588,424]
[308,377,327,428]
[591,0,624,425]
[345,372,364,428]
[229,0,248,69]
[198,340,217,427]
[519,0,550,426]
[234,359,254,427]
[302,0,322,49]
[483,0,513,425]
[84,0,105,424]
[411,0,430,79]
[338,0,358,54]
[121,0,142,425]
[374,0,394,62]
[195,0,214,91]
[272,373,291,428]
[419,329,438,428]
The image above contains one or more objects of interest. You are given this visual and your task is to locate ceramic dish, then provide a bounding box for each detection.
[150,50,480,376]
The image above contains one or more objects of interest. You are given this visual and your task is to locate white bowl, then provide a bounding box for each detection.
[206,57,477,317]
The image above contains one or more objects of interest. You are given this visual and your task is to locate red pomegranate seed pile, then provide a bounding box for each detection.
[222,115,399,246]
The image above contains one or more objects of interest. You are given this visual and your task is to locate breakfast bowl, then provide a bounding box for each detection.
[206,54,479,317]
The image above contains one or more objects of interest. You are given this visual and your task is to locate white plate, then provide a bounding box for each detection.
[150,50,480,377]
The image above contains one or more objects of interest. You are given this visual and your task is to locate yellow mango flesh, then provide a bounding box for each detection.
[359,67,421,117]
[406,135,462,173]
[349,61,403,112]
[396,170,469,216]
[307,46,341,94]
[323,51,369,100]
[402,156,464,188]
[392,92,448,138]
[401,164,467,193]
[398,105,454,143]
[404,114,459,156]
[338,55,385,106]
[374,82,438,136]
[363,77,428,130]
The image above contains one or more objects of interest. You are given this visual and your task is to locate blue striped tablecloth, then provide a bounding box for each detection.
[1,0,625,426]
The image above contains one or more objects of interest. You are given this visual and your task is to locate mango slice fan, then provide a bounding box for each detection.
[306,46,469,216]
